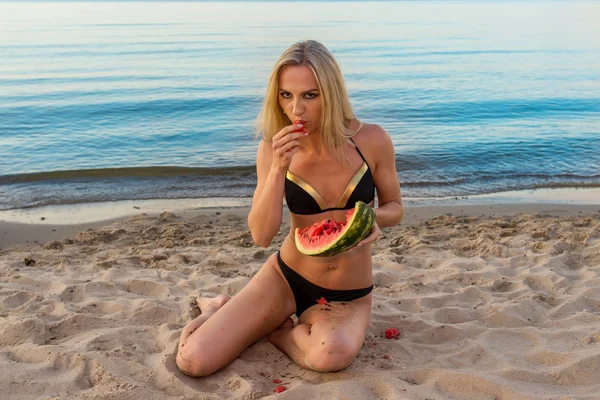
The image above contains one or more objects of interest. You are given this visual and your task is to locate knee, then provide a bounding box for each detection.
[176,344,219,377]
[308,334,360,372]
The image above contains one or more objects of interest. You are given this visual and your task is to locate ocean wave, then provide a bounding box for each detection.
[0,166,256,185]
[379,97,600,123]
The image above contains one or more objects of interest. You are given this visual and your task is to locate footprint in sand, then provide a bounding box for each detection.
[123,279,169,299]
[59,285,89,303]
[2,291,35,308]
[0,317,48,346]
[130,304,179,324]
[48,314,121,342]
[85,328,164,358]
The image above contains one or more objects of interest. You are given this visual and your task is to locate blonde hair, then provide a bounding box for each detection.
[256,40,357,161]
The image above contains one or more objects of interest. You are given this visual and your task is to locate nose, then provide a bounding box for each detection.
[291,98,305,117]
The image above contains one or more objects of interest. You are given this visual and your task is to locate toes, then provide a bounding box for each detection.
[194,297,205,310]
[213,295,231,308]
[281,318,294,329]
[196,295,231,313]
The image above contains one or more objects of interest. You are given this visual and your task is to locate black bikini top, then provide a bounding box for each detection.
[285,137,375,215]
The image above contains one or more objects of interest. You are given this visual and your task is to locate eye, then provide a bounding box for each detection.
[279,92,318,99]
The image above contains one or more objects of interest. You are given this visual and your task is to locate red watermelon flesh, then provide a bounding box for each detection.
[295,203,375,257]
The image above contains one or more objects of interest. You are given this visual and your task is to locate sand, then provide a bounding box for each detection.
[1,202,600,399]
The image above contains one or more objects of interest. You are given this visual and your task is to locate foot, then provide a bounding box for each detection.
[266,317,294,344]
[278,317,295,330]
[196,295,231,314]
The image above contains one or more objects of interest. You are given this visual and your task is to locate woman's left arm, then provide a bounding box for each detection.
[371,125,404,228]
[347,125,403,251]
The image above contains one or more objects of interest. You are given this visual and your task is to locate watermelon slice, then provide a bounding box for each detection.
[292,121,305,132]
[295,201,375,257]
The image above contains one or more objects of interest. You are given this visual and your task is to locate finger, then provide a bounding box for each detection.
[292,125,307,133]
[272,135,293,151]
[284,146,300,158]
[274,132,305,149]
[358,234,377,246]
[363,228,382,243]
[354,228,381,247]
[278,140,300,153]
[273,124,304,141]
[293,131,307,139]
[346,243,362,253]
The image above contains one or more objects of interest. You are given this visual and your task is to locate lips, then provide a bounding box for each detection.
[293,120,307,133]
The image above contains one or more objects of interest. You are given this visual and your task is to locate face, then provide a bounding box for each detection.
[278,64,322,133]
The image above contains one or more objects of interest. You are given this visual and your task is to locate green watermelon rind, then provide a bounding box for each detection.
[295,201,376,257]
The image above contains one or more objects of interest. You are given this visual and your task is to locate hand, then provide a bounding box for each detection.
[271,123,307,171]
[346,221,381,253]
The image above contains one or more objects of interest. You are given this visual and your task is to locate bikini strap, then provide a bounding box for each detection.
[349,137,368,163]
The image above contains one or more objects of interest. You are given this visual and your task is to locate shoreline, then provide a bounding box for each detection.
[1,199,598,249]
[1,186,599,224]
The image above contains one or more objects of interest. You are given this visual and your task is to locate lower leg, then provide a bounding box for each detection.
[267,322,316,370]
[267,320,360,372]
[176,295,230,375]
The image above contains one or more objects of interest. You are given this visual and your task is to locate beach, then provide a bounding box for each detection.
[2,0,600,398]
[1,200,599,399]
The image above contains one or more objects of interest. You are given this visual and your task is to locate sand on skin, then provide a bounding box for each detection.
[1,204,600,399]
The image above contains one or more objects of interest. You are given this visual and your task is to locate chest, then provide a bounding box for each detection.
[290,155,363,207]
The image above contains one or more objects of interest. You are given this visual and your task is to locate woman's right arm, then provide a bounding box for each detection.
[248,124,306,247]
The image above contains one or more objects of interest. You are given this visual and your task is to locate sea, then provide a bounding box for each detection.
[1,0,599,211]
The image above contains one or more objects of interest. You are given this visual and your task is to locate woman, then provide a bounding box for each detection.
[176,40,403,377]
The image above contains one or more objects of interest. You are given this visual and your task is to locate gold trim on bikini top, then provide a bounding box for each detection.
[286,161,369,210]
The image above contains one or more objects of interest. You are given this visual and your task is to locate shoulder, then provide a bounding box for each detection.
[352,123,393,160]
[258,136,273,152]
[350,123,394,171]
[256,136,273,165]
[357,123,390,143]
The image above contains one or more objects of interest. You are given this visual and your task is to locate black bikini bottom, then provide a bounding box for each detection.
[277,252,373,317]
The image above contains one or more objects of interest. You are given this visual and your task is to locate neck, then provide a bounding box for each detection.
[300,130,328,157]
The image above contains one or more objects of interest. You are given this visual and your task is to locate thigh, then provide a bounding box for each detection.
[182,254,296,369]
[300,293,372,357]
